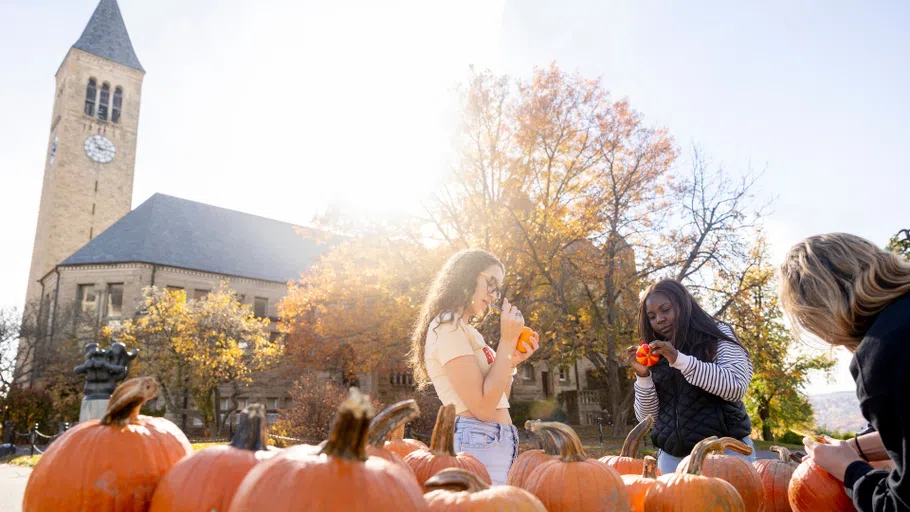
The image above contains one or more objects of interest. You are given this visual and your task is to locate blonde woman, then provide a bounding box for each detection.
[408,249,539,484]
[779,233,909,512]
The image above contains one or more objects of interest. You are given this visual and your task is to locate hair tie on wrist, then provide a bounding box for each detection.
[855,433,869,461]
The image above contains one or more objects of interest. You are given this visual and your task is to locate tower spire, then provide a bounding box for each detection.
[72,0,144,72]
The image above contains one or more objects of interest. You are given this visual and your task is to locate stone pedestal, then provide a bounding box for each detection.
[79,397,110,423]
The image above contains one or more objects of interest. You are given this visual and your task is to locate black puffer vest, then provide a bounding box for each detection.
[649,345,751,457]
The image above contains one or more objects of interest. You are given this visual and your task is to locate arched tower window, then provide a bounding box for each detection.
[84,79,97,116]
[112,87,123,124]
[97,83,110,121]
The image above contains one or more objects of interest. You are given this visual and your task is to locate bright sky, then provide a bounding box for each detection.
[2,0,908,394]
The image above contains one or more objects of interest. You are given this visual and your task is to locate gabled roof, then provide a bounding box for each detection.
[61,194,330,283]
[72,0,144,72]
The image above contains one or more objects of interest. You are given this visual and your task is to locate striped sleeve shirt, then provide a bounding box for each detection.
[634,322,752,422]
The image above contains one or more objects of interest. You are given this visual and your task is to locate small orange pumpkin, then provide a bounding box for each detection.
[752,446,800,512]
[424,468,547,511]
[788,455,856,512]
[517,327,538,354]
[506,420,560,487]
[367,399,422,484]
[403,404,491,488]
[600,415,661,476]
[380,418,429,460]
[521,421,630,511]
[636,341,660,366]
[676,436,763,511]
[150,403,278,512]
[644,437,745,511]
[623,455,659,512]
[228,388,427,511]
[23,377,193,512]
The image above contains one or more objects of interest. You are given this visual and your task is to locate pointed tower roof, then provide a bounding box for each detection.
[72,0,144,72]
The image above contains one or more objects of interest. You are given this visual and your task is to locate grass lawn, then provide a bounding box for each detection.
[0,442,227,468]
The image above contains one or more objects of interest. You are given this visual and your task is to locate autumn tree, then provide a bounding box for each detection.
[887,228,910,259]
[718,235,835,440]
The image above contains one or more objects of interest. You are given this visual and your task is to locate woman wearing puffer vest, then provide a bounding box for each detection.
[627,279,756,474]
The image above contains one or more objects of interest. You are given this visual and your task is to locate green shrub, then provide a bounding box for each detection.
[779,430,803,445]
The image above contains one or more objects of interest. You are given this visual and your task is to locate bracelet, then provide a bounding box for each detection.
[854,434,869,462]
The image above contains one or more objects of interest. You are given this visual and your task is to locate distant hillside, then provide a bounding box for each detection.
[810,391,867,433]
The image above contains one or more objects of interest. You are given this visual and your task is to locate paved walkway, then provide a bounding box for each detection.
[0,465,32,512]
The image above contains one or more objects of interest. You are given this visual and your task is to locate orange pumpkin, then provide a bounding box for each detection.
[644,436,745,511]
[676,436,763,511]
[517,327,538,354]
[752,446,800,512]
[788,456,856,512]
[150,403,277,512]
[622,455,659,512]
[367,399,422,484]
[600,415,661,476]
[521,421,630,511]
[506,420,560,487]
[424,468,547,511]
[23,377,192,512]
[636,341,660,366]
[228,388,427,511]
[381,420,429,460]
[403,404,491,488]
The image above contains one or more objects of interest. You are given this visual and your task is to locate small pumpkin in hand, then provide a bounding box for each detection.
[600,416,661,476]
[623,456,659,512]
[517,327,538,354]
[522,421,630,511]
[752,446,800,512]
[367,399,422,484]
[676,436,763,511]
[23,377,193,512]
[424,468,546,511]
[150,403,277,512]
[403,404,491,488]
[636,341,660,367]
[228,388,427,511]
[506,420,560,487]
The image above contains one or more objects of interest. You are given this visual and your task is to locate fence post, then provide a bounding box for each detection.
[29,424,37,456]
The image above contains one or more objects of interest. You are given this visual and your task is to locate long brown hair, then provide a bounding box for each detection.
[407,249,503,388]
[638,279,742,361]
[779,233,910,351]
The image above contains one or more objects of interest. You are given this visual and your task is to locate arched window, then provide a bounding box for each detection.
[97,83,111,121]
[84,79,97,116]
[112,87,123,124]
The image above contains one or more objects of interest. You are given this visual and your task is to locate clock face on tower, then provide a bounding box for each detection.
[83,135,116,163]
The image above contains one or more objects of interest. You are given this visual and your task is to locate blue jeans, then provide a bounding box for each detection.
[656,436,756,474]
[452,416,519,485]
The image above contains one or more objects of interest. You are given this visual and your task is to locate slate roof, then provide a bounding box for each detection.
[61,194,330,283]
[72,0,144,72]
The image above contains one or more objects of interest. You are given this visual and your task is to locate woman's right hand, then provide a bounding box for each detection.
[499,297,525,351]
[626,345,651,378]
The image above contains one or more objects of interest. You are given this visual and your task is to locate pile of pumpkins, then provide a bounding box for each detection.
[21,376,864,511]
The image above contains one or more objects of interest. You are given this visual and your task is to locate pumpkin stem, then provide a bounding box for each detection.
[684,436,719,475]
[771,445,795,463]
[367,399,420,447]
[424,468,490,493]
[642,455,658,479]
[101,377,159,426]
[619,415,653,457]
[429,404,457,456]
[229,404,268,451]
[712,437,753,456]
[529,421,587,462]
[320,387,375,461]
[525,420,560,455]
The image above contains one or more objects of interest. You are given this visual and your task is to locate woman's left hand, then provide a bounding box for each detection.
[511,331,539,366]
[649,341,678,365]
[804,436,864,481]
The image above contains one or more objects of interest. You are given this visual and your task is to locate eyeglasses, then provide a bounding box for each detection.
[478,271,502,299]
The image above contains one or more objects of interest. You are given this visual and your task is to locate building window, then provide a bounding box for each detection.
[193,289,210,301]
[112,87,122,123]
[522,365,534,381]
[267,397,279,410]
[254,297,268,318]
[97,83,110,121]
[219,398,230,410]
[106,283,124,318]
[84,79,97,116]
[78,285,97,314]
[284,397,293,410]
[558,367,569,382]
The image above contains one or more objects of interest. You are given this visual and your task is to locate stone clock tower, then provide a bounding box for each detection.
[24,0,144,307]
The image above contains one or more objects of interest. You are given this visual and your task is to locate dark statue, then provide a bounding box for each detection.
[74,342,138,399]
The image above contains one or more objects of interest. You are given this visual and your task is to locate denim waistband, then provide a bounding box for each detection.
[454,416,519,441]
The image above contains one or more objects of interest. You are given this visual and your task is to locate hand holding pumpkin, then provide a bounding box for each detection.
[626,345,651,377]
[648,341,678,365]
[803,435,863,482]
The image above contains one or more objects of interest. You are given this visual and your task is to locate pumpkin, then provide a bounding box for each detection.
[228,388,427,511]
[506,420,560,487]
[403,404,491,488]
[149,404,277,512]
[677,436,763,511]
[517,327,538,354]
[424,468,547,511]
[643,436,746,511]
[636,341,660,366]
[752,446,800,512]
[377,405,429,459]
[23,377,192,512]
[622,455,659,512]
[600,415,661,476]
[788,456,856,512]
[521,421,630,511]
[367,399,422,483]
